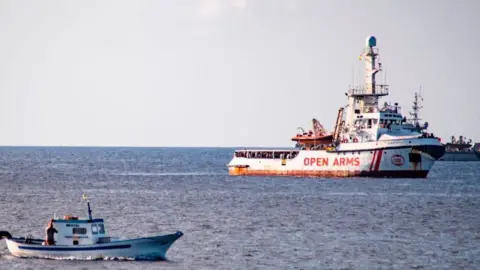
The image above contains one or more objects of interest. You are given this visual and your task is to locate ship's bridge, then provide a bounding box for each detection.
[354,111,404,130]
[347,106,407,142]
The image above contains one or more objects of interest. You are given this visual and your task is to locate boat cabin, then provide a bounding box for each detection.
[51,216,110,245]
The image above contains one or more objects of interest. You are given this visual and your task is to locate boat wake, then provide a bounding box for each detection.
[12,254,170,261]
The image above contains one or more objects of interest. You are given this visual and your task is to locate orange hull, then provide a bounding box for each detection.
[228,167,428,178]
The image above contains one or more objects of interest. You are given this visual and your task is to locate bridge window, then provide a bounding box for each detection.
[73,228,87,234]
[92,224,98,234]
[98,224,105,234]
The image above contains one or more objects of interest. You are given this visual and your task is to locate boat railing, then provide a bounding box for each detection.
[348,85,389,96]
[234,150,300,159]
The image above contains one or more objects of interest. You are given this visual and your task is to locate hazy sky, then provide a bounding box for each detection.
[0,0,479,147]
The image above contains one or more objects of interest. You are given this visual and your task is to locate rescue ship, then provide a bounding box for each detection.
[227,36,445,178]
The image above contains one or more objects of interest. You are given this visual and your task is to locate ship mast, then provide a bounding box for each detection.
[409,92,423,127]
[363,37,380,95]
[345,36,388,129]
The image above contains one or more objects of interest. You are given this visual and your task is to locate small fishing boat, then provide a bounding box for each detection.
[0,194,183,260]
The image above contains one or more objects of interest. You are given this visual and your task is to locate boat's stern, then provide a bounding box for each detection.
[5,238,36,258]
[5,239,18,255]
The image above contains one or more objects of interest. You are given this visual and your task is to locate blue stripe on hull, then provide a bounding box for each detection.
[19,244,131,251]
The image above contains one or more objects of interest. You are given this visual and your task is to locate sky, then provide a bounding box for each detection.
[0,0,479,147]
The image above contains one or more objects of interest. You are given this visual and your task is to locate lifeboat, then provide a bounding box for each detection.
[291,118,334,149]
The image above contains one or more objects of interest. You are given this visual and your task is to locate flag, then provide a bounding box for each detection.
[358,55,362,60]
[82,194,89,201]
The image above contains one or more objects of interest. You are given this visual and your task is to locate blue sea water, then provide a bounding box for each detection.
[0,147,479,270]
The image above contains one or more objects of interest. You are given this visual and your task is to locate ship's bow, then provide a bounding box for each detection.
[412,143,446,161]
[408,138,446,177]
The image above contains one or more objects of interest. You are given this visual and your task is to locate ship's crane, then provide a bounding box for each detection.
[312,118,327,136]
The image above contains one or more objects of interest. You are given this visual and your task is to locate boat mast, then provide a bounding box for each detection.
[82,194,93,220]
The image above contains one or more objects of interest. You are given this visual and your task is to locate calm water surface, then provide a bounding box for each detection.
[0,147,479,270]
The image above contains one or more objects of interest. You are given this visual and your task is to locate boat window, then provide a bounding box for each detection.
[73,228,87,234]
[92,224,98,235]
[98,224,105,234]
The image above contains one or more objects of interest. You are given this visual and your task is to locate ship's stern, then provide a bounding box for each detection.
[227,151,248,175]
[228,164,249,175]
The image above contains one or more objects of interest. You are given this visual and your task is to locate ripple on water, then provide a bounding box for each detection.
[0,147,479,270]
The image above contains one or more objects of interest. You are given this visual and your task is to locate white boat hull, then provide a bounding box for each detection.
[228,138,445,178]
[5,232,183,260]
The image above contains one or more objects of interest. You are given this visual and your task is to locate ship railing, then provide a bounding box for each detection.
[234,150,300,159]
[348,85,389,96]
[378,105,402,114]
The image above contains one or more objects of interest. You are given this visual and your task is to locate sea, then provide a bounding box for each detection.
[0,147,479,270]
